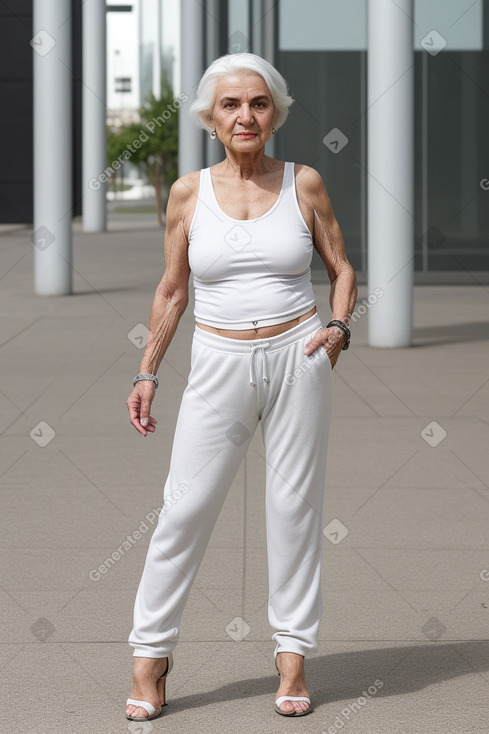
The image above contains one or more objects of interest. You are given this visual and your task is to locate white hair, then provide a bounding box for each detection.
[189,53,294,132]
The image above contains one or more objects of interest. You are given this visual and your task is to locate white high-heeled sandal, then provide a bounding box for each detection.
[274,695,312,716]
[126,653,174,721]
[274,654,313,717]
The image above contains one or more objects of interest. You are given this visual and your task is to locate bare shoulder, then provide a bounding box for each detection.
[168,170,201,208]
[293,164,334,234]
[166,170,202,233]
[294,164,327,200]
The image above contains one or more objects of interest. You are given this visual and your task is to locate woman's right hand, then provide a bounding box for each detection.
[127,381,158,436]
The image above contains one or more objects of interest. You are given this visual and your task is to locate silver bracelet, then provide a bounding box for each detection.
[133,373,158,389]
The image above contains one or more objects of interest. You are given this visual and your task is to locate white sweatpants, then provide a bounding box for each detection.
[128,313,333,659]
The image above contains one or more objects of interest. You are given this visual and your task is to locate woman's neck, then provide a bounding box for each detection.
[219,150,274,180]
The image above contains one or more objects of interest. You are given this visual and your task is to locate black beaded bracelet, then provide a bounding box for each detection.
[325,320,351,350]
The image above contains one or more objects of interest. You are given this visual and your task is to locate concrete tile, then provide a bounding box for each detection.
[2,222,489,733]
[327,487,489,548]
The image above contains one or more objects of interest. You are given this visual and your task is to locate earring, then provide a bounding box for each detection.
[210,130,217,140]
[272,127,277,135]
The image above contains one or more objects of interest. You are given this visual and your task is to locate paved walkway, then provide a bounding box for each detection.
[1,216,489,733]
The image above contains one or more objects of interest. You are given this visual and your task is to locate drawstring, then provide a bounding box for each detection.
[249,342,271,387]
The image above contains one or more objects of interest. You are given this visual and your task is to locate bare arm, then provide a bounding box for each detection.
[127,174,198,435]
[296,165,358,366]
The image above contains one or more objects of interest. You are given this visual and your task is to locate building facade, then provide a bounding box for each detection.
[3,0,489,280]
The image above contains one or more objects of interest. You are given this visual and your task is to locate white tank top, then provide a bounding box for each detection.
[188,161,316,330]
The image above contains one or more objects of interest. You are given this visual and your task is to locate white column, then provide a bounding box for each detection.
[83,0,107,232]
[262,0,275,157]
[179,0,204,176]
[205,0,222,167]
[367,0,414,347]
[153,0,162,99]
[33,0,72,295]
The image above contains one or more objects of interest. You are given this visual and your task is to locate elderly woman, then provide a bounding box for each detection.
[125,53,357,720]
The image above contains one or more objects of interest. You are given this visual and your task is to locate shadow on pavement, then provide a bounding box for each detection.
[161,641,489,714]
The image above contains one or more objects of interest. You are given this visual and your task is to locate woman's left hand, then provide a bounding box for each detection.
[304,326,346,369]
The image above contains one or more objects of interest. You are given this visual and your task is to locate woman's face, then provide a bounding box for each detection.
[209,72,275,152]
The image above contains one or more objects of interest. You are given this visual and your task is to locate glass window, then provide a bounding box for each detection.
[276,0,489,275]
